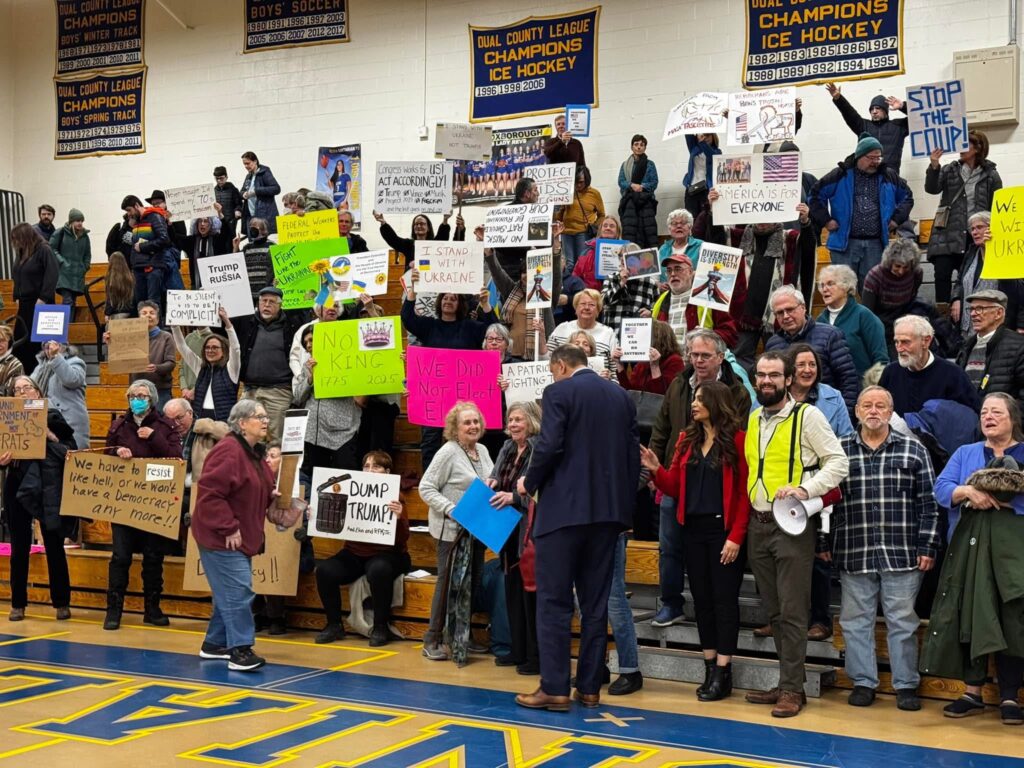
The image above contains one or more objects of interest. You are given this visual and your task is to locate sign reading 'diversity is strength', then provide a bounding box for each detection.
[55,0,145,75]
[54,68,146,159]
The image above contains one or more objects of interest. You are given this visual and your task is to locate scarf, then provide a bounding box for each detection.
[739,225,788,331]
[625,153,649,186]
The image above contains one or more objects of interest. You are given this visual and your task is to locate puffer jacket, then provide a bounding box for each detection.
[240,165,282,235]
[925,159,1002,259]
[956,326,1024,409]
[9,409,76,532]
[765,317,860,410]
[50,224,92,294]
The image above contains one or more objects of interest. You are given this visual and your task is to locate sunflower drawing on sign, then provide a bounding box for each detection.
[311,255,352,308]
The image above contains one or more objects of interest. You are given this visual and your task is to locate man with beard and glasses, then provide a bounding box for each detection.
[743,351,848,718]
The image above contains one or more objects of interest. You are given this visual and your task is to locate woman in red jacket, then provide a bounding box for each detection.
[613,320,685,394]
[191,399,276,672]
[640,380,750,702]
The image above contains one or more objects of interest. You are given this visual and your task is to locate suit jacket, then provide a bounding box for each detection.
[524,368,640,537]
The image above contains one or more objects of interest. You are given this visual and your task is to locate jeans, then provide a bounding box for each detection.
[560,232,589,276]
[839,569,923,690]
[608,532,639,672]
[657,495,686,615]
[58,289,82,309]
[199,546,256,650]
[133,267,165,311]
[829,238,884,291]
[481,558,511,656]
[242,385,293,444]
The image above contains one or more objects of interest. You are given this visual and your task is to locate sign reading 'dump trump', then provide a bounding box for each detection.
[55,0,145,76]
[244,0,349,53]
[54,68,146,159]
[742,0,904,89]
[469,7,599,122]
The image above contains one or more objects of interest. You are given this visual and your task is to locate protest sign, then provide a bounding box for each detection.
[416,242,485,295]
[565,104,591,137]
[270,238,349,311]
[594,239,629,281]
[61,452,185,539]
[54,69,146,159]
[196,253,254,317]
[529,162,577,205]
[435,123,493,161]
[620,318,652,362]
[163,184,218,222]
[55,0,144,75]
[0,398,47,460]
[907,79,969,158]
[165,290,220,327]
[332,249,391,300]
[501,357,605,402]
[276,209,339,244]
[374,161,454,215]
[624,248,660,281]
[107,317,151,374]
[727,88,797,146]
[31,304,70,343]
[244,0,349,53]
[458,124,550,205]
[308,467,402,545]
[281,409,309,455]
[689,243,743,311]
[451,478,521,553]
[524,248,554,309]
[312,317,405,399]
[663,92,728,140]
[982,187,1024,279]
[315,144,362,224]
[483,204,553,247]
[183,519,301,597]
[711,153,802,226]
[407,347,502,428]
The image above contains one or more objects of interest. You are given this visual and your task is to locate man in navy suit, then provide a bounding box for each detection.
[515,345,640,711]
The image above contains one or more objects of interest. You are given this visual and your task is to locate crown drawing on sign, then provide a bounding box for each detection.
[360,322,392,348]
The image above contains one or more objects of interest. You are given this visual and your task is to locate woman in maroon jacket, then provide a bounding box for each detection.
[191,399,276,672]
[613,320,685,394]
[640,380,750,702]
[103,379,183,631]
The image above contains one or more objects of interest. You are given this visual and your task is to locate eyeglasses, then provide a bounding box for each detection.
[168,413,190,423]
[12,385,36,395]
[249,414,270,422]
[818,280,838,289]
[689,352,718,361]
[774,305,802,317]
[754,372,786,380]
[484,336,506,343]
[969,305,1001,314]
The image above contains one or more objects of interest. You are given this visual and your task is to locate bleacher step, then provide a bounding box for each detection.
[633,619,842,661]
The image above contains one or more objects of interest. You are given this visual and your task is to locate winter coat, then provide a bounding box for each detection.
[31,349,89,450]
[105,219,134,261]
[765,317,860,410]
[0,352,24,397]
[805,383,854,437]
[683,134,721,189]
[50,225,92,294]
[379,221,453,267]
[618,184,659,248]
[12,242,58,303]
[950,245,1024,331]
[190,417,231,483]
[240,165,282,235]
[925,159,1002,260]
[816,297,889,376]
[831,94,910,172]
[8,410,76,533]
[214,181,244,224]
[105,406,183,460]
[956,326,1024,409]
[131,207,177,273]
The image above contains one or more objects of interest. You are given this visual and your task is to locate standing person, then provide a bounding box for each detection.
[816,264,889,378]
[103,380,183,630]
[515,345,640,711]
[617,135,659,248]
[337,210,368,253]
[824,84,910,172]
[860,239,925,355]
[956,289,1024,409]
[183,216,221,289]
[191,399,277,671]
[950,212,1024,337]
[572,215,622,291]
[542,114,586,166]
[656,209,704,272]
[121,194,174,311]
[373,211,457,269]
[613,320,685,394]
[10,223,58,373]
[743,351,849,717]
[0,327,24,396]
[651,252,737,349]
[641,381,750,701]
[213,165,244,253]
[173,307,240,422]
[31,341,89,450]
[50,208,91,310]
[832,386,939,711]
[32,204,56,241]
[134,301,175,410]
[103,252,136,322]
[555,166,604,275]
[541,289,616,363]
[240,151,281,236]
[683,134,720,221]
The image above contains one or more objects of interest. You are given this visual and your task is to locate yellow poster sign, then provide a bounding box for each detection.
[275,209,339,244]
[981,186,1024,279]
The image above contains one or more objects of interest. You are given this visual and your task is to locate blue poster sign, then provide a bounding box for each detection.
[469,6,600,123]
[742,0,904,89]
[54,68,146,159]
[55,0,145,76]
[244,0,349,53]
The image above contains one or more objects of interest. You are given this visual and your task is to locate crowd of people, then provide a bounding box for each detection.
[3,85,1023,721]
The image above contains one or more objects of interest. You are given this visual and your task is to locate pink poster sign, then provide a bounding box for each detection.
[406,347,502,428]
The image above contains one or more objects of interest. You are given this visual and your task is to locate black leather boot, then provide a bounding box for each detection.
[143,593,170,626]
[696,658,716,697]
[103,591,124,631]
[698,663,733,701]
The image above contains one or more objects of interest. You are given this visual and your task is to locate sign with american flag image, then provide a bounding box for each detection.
[711,152,802,226]
[727,87,796,146]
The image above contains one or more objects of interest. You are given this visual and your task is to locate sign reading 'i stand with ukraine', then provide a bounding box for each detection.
[742,0,904,89]
[469,7,599,123]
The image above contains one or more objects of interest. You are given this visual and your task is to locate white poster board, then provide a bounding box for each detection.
[328,249,392,300]
[281,409,309,454]
[195,254,254,318]
[727,87,796,146]
[165,290,220,327]
[711,153,802,226]
[483,204,553,247]
[415,241,485,295]
[689,243,743,311]
[529,162,577,205]
[906,79,969,158]
[595,239,629,281]
[308,467,401,545]
[565,104,591,137]
[620,318,652,362]
[502,356,607,402]
[663,92,728,141]
[374,161,454,215]
[164,184,218,222]
[435,122,493,161]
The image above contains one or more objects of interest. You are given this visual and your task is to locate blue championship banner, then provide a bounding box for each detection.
[55,0,145,76]
[469,6,599,123]
[742,0,904,89]
[54,68,146,159]
[244,0,350,53]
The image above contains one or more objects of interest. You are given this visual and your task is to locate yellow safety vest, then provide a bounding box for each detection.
[745,402,807,504]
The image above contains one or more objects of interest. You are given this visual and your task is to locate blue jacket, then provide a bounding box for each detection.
[809,155,913,252]
[240,165,282,235]
[524,368,639,537]
[934,441,1024,539]
[816,298,889,376]
[683,135,720,188]
[807,383,854,437]
[618,160,658,195]
[765,317,860,410]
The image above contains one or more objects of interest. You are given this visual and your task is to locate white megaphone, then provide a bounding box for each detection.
[772,487,842,536]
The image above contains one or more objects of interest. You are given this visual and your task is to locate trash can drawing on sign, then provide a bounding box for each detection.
[315,474,352,535]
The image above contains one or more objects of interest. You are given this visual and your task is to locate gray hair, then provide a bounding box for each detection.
[227,399,263,434]
[506,401,542,437]
[968,210,991,228]
[857,385,894,409]
[685,327,726,355]
[165,397,192,415]
[770,284,806,308]
[666,208,693,227]
[881,238,921,270]
[894,314,934,339]
[11,375,38,395]
[483,323,511,348]
[126,379,158,402]
[818,264,857,296]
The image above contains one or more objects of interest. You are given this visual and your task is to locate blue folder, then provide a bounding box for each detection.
[450,478,522,553]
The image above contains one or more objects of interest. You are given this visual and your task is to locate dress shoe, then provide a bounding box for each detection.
[752,624,773,638]
[608,671,644,696]
[698,664,732,701]
[573,690,600,708]
[315,624,345,644]
[570,665,611,688]
[515,688,570,712]
[494,655,519,667]
[516,662,540,675]
[807,623,833,641]
[368,625,390,647]
[771,689,806,718]
[745,686,781,705]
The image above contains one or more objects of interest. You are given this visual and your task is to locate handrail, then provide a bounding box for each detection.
[85,273,106,362]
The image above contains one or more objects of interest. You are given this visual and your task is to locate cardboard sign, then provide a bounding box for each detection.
[711,152,802,226]
[195,253,254,318]
[483,203,554,247]
[374,161,454,215]
[307,467,401,545]
[623,247,661,281]
[164,184,218,222]
[565,104,591,137]
[435,122,493,161]
[529,162,577,205]
[594,239,629,281]
[183,518,301,597]
[281,409,309,454]
[502,357,606,402]
[270,238,349,311]
[450,478,521,553]
[31,304,71,343]
[275,209,339,244]
[906,79,969,158]
[312,317,405,399]
[524,248,555,309]
[982,187,1024,279]
[689,243,743,311]
[406,347,502,428]
[663,92,728,140]
[0,398,47,459]
[620,318,652,362]
[415,241,486,295]
[106,317,151,374]
[61,452,185,539]
[165,290,220,327]
[727,87,797,146]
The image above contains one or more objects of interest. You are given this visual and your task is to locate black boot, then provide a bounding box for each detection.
[698,663,733,701]
[143,593,170,626]
[103,591,124,631]
[696,658,716,697]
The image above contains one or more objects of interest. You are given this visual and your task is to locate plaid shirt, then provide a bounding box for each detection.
[833,428,940,574]
[600,274,660,333]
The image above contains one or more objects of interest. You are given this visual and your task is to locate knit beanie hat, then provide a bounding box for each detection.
[869,95,889,114]
[854,132,883,160]
[68,208,84,222]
